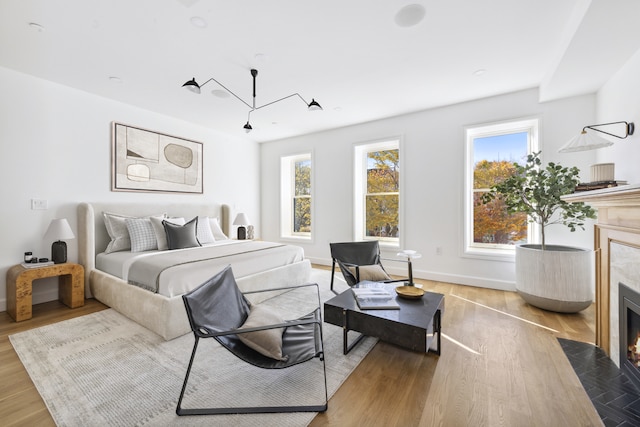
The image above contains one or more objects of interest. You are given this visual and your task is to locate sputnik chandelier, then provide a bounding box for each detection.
[182,69,322,133]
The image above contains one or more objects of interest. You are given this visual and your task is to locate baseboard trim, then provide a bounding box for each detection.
[307,257,516,292]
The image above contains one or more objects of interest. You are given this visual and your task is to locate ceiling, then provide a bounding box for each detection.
[2,0,640,143]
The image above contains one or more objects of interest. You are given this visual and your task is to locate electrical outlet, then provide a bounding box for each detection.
[31,198,48,210]
[436,246,443,255]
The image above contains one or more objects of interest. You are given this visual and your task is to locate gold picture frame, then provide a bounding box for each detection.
[111,122,203,194]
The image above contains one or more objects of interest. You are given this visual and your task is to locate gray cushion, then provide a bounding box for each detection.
[164,217,200,250]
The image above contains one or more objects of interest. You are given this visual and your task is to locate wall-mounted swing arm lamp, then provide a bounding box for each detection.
[558,121,635,153]
[182,69,322,133]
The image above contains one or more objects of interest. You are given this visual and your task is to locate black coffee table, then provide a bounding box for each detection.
[324,282,444,355]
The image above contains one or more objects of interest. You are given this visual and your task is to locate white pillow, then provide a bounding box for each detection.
[196,216,216,244]
[209,217,229,240]
[103,212,132,253]
[126,216,163,252]
[150,216,185,250]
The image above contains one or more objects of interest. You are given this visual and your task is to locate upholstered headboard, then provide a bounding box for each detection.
[77,202,231,295]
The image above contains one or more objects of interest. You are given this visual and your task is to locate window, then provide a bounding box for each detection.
[464,118,539,257]
[354,139,400,245]
[280,153,312,239]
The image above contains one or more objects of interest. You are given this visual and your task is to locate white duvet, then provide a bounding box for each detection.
[96,240,305,297]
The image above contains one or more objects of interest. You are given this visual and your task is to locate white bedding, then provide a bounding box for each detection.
[96,240,305,297]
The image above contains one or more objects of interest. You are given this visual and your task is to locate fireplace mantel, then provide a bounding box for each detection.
[564,184,640,356]
[563,183,640,208]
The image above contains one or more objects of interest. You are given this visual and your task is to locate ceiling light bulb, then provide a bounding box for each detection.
[308,99,323,111]
[243,122,253,133]
[182,78,201,94]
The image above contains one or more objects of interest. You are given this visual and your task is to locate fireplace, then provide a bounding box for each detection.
[619,283,640,391]
[562,185,640,360]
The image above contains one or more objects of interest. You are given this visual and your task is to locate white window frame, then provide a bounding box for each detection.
[354,138,402,248]
[463,118,540,260]
[280,152,313,241]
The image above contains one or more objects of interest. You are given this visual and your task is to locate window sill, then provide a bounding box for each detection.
[463,246,515,262]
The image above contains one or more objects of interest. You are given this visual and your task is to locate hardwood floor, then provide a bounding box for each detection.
[1,274,603,426]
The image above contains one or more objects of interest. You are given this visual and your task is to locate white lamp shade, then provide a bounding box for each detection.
[558,130,614,153]
[44,218,75,241]
[233,213,250,225]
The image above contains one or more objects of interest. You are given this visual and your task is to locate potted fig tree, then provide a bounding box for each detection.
[481,152,597,312]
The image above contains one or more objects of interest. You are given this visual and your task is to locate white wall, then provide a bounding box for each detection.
[260,88,598,291]
[0,66,260,311]
[596,48,640,180]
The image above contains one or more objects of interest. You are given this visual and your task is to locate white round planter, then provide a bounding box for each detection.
[515,244,594,313]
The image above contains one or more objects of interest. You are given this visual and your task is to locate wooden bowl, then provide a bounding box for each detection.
[395,286,425,299]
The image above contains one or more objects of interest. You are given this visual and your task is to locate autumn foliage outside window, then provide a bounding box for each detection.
[467,123,536,251]
[293,159,311,233]
[473,159,527,244]
[281,153,311,239]
[365,149,399,240]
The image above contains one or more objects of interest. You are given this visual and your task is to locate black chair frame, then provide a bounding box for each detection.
[177,278,328,416]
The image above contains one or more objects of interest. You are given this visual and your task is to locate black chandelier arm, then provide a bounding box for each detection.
[255,93,311,110]
[198,77,253,110]
[584,121,635,139]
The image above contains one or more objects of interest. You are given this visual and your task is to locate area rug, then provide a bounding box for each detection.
[10,270,376,427]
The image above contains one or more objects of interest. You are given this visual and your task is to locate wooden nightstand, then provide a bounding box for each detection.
[6,262,85,322]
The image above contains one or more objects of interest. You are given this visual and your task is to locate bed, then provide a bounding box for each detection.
[78,202,311,340]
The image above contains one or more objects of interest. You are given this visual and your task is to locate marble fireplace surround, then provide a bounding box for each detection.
[564,184,640,363]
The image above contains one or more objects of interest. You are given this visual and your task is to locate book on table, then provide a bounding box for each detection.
[20,261,54,269]
[351,283,400,310]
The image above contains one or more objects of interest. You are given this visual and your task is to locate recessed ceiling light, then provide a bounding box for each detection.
[394,4,426,28]
[189,16,207,28]
[211,89,230,98]
[28,22,45,32]
[473,69,486,77]
[109,76,123,84]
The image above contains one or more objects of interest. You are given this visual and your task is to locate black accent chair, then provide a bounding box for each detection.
[177,265,328,416]
[329,241,410,293]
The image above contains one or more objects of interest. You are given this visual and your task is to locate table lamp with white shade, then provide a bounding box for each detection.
[233,213,251,240]
[44,218,75,264]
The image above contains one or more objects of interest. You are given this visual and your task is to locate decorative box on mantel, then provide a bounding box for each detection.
[591,163,615,182]
[563,184,640,361]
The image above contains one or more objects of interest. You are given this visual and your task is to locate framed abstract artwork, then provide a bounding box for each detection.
[111,122,203,194]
